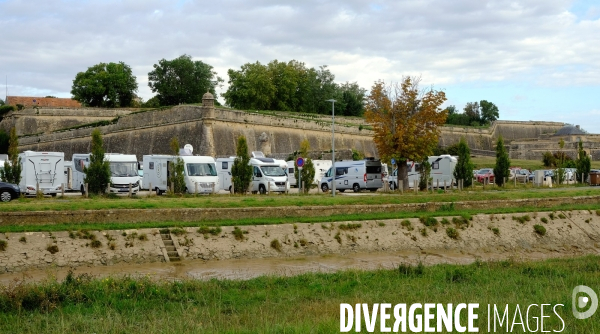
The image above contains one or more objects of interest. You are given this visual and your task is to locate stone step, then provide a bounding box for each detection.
[163,240,174,246]
[166,246,176,251]
[160,234,170,240]
[169,257,181,261]
[167,251,179,257]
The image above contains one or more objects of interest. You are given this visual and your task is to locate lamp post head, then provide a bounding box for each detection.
[326,99,337,103]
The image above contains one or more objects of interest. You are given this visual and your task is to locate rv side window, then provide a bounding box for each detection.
[336,168,347,176]
[253,166,262,177]
[74,158,85,173]
[288,168,294,174]
[222,161,228,170]
[432,162,439,170]
[149,162,154,170]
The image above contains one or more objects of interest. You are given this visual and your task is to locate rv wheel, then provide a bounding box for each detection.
[155,187,162,196]
[0,191,12,202]
[338,189,345,192]
[321,183,329,192]
[259,185,267,195]
[80,185,86,195]
[51,193,57,197]
[352,184,361,193]
[389,182,396,190]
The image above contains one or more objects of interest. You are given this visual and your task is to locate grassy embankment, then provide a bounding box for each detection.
[1,187,600,233]
[0,255,598,333]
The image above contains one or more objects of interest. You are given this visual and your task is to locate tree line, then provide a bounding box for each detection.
[444,100,500,127]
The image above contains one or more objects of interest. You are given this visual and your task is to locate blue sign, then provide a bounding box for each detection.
[391,158,396,165]
[296,157,305,168]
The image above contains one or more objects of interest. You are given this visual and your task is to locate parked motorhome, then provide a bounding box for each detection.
[250,157,289,194]
[286,161,296,187]
[388,161,420,190]
[216,157,236,192]
[287,159,332,188]
[143,153,218,195]
[72,153,140,194]
[64,160,73,191]
[388,155,458,190]
[0,154,8,181]
[18,151,65,196]
[320,159,384,193]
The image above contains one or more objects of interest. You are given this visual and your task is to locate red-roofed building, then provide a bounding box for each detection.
[6,96,82,108]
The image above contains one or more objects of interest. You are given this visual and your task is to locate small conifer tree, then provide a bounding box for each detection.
[493,136,510,187]
[83,129,111,194]
[452,137,474,187]
[231,136,253,194]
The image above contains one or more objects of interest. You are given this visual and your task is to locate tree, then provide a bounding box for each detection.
[0,129,9,154]
[418,159,431,191]
[493,136,510,187]
[453,137,474,187]
[575,141,591,183]
[463,102,481,126]
[364,77,447,190]
[231,136,253,194]
[83,129,111,194]
[0,98,4,105]
[480,100,499,124]
[168,138,185,194]
[555,138,567,184]
[542,151,555,167]
[0,127,22,184]
[148,54,223,106]
[294,139,316,193]
[223,61,276,110]
[71,62,138,107]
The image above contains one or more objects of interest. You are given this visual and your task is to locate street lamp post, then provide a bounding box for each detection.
[326,99,337,197]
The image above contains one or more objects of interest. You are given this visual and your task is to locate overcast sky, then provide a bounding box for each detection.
[1,0,599,132]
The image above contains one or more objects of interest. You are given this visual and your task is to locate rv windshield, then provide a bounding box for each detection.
[187,163,217,177]
[110,162,138,177]
[261,166,286,177]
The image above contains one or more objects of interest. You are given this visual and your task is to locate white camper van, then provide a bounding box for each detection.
[63,161,73,191]
[250,157,289,194]
[72,153,140,194]
[286,161,296,187]
[143,153,218,195]
[320,159,384,193]
[389,161,421,190]
[287,159,332,188]
[216,157,235,192]
[388,155,458,190]
[18,151,65,196]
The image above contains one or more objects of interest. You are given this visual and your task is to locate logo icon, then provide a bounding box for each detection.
[572,285,598,319]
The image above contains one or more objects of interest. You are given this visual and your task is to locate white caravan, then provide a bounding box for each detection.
[63,160,73,191]
[143,154,218,195]
[389,161,421,190]
[388,155,458,190]
[72,153,140,194]
[18,151,65,196]
[250,157,289,194]
[320,159,384,193]
[287,159,332,188]
[286,161,296,187]
[216,157,236,192]
[0,154,8,181]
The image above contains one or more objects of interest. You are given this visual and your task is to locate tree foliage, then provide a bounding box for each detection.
[480,100,499,124]
[418,159,431,191]
[445,100,500,126]
[148,54,223,106]
[167,137,186,194]
[231,136,253,194]
[575,141,591,183]
[364,77,447,190]
[83,129,111,194]
[493,136,510,187]
[71,62,138,107]
[223,60,366,116]
[0,127,22,184]
[294,139,316,192]
[453,137,474,187]
[0,129,9,154]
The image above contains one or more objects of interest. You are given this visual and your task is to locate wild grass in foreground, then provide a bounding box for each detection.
[0,202,598,234]
[0,256,598,333]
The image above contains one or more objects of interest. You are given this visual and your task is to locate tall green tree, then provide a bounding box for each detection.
[294,139,316,193]
[148,54,223,106]
[364,77,447,190]
[223,61,276,110]
[168,138,185,194]
[575,141,591,183]
[71,62,138,107]
[453,137,474,187]
[231,136,253,194]
[0,129,9,154]
[480,100,500,124]
[0,127,22,184]
[83,129,111,194]
[493,136,510,187]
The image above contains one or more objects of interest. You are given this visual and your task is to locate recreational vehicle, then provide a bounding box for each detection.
[143,153,218,195]
[18,151,65,196]
[287,159,332,188]
[216,157,235,192]
[388,155,458,190]
[0,154,7,181]
[64,160,73,191]
[250,157,289,194]
[72,153,140,194]
[388,161,421,190]
[286,161,296,187]
[320,159,384,193]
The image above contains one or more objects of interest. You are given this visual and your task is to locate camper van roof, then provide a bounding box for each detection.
[255,158,275,163]
[251,151,265,158]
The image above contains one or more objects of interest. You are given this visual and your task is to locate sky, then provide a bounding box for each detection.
[1,0,599,132]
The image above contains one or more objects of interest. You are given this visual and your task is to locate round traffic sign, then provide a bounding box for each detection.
[391,158,396,165]
[296,157,305,168]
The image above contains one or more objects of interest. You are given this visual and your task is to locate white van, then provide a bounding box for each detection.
[72,153,140,194]
[320,159,383,193]
[388,155,458,190]
[18,151,65,196]
[286,161,296,187]
[250,157,289,194]
[216,157,236,192]
[143,154,218,195]
[64,160,73,191]
[389,161,421,190]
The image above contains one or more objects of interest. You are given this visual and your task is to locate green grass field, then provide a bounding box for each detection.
[1,256,598,333]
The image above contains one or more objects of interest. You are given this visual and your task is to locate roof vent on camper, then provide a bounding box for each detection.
[184,144,194,154]
[256,158,275,163]
[251,151,265,158]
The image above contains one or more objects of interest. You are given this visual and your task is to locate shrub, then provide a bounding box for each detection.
[541,217,548,224]
[491,227,500,236]
[534,225,546,236]
[90,240,102,248]
[558,213,566,219]
[548,213,555,220]
[270,239,282,252]
[378,222,386,227]
[401,220,414,231]
[299,238,308,247]
[232,227,248,241]
[398,262,425,276]
[441,218,450,225]
[138,233,148,241]
[19,236,26,243]
[109,242,116,250]
[512,215,531,224]
[334,232,342,244]
[338,223,362,231]
[46,245,59,254]
[420,228,428,237]
[420,217,438,227]
[170,227,186,236]
[0,240,6,251]
[446,227,459,239]
[198,226,222,236]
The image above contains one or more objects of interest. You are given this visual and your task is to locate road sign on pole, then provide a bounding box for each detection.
[391,158,396,165]
[296,157,305,168]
